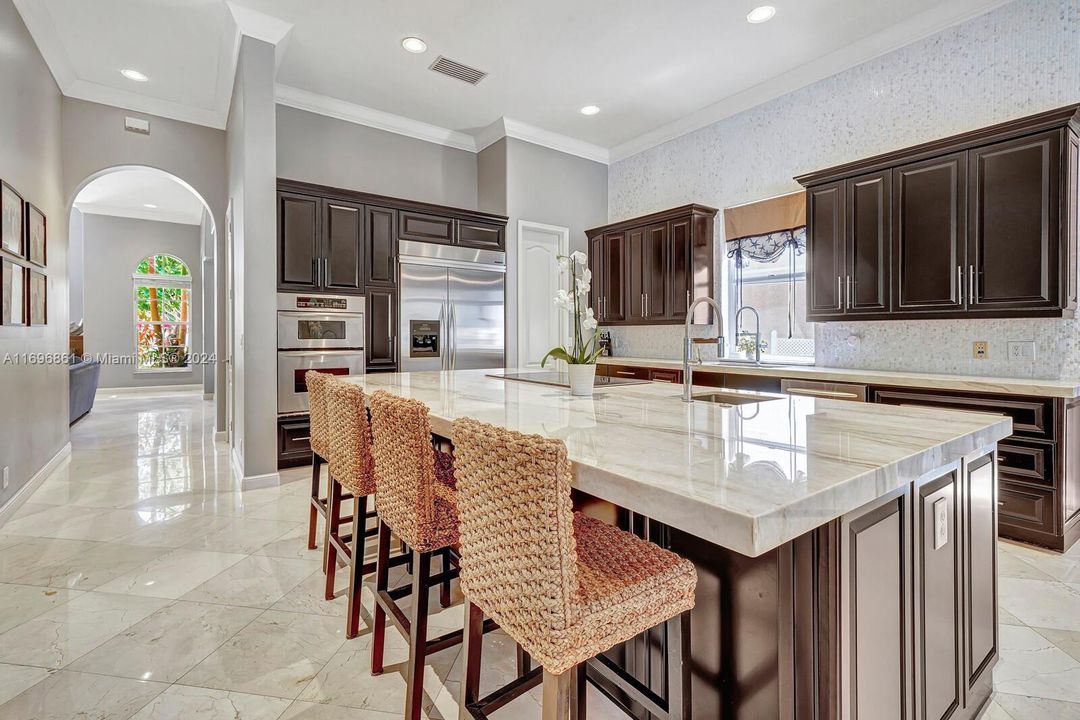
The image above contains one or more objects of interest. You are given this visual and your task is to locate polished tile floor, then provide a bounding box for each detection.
[1,391,1079,718]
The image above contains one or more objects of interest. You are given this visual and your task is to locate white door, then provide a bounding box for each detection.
[225,202,235,448]
[517,221,569,369]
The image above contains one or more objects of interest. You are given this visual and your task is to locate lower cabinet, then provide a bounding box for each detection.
[278,415,313,469]
[840,451,997,720]
[366,287,398,371]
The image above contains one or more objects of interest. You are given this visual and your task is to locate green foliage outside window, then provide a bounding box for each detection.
[135,254,192,370]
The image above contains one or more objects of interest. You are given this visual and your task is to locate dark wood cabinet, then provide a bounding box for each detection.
[586,204,717,327]
[365,206,396,287]
[277,415,313,468]
[894,153,966,313]
[278,192,321,291]
[799,104,1080,321]
[399,210,453,244]
[456,219,505,250]
[964,454,998,703]
[366,287,397,371]
[323,200,364,293]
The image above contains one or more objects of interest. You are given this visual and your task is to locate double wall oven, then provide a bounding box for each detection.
[276,293,365,414]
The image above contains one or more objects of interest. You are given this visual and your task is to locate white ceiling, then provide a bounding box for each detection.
[74,169,206,225]
[16,0,1010,162]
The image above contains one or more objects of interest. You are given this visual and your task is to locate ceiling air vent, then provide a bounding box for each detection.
[429,55,487,85]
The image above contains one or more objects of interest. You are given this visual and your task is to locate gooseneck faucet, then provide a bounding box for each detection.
[682,296,725,402]
[735,305,762,365]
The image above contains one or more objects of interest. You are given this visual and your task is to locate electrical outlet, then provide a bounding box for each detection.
[1008,341,1036,362]
[973,341,989,360]
[933,497,949,550]
[2,466,9,491]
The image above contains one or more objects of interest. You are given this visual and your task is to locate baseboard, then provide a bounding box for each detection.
[97,384,203,398]
[203,393,214,400]
[214,430,228,442]
[229,446,279,490]
[0,443,71,529]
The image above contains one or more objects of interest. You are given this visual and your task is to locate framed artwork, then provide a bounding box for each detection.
[29,270,46,326]
[1,259,26,326]
[1,181,23,258]
[26,203,46,267]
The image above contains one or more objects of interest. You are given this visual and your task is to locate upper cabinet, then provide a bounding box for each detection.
[798,104,1080,321]
[586,204,717,326]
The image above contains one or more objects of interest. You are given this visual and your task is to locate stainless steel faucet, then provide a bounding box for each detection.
[735,305,762,365]
[682,296,725,402]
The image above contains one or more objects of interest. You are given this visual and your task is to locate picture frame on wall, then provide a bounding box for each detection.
[1,258,26,326]
[26,203,46,267]
[29,270,46,326]
[1,181,23,258]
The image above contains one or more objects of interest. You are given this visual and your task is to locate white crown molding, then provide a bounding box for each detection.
[226,2,293,47]
[500,117,610,165]
[75,202,204,226]
[609,0,1012,162]
[275,84,478,152]
[473,118,507,153]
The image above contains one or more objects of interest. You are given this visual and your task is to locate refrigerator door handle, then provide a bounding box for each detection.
[449,301,457,371]
[438,302,447,371]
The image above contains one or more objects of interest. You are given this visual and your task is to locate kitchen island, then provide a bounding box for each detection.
[346,369,1012,720]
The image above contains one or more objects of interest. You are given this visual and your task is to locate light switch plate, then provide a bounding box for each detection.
[973,341,989,360]
[1008,341,1036,362]
[933,497,948,550]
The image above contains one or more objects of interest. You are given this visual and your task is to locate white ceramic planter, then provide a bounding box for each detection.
[567,364,597,397]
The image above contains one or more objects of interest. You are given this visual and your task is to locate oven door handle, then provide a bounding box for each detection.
[277,349,366,357]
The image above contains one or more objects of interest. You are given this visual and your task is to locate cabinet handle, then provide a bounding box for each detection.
[969,265,976,304]
[645,293,649,317]
[957,266,964,303]
[640,294,645,317]
[837,276,844,310]
[686,290,691,311]
[616,370,637,376]
[846,276,853,309]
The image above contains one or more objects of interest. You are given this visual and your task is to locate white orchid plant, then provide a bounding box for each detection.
[541,251,604,367]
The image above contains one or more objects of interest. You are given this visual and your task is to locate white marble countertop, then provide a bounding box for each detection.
[599,356,1080,398]
[346,369,1012,557]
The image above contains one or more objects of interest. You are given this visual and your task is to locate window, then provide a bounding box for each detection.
[133,254,192,372]
[727,228,815,362]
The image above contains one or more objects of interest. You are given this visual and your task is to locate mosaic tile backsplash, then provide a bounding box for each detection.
[605,0,1080,380]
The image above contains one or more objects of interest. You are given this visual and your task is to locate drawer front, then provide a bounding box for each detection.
[871,389,1054,439]
[278,417,313,468]
[997,440,1054,488]
[649,368,681,384]
[399,211,454,244]
[607,365,651,380]
[456,220,504,250]
[998,480,1057,534]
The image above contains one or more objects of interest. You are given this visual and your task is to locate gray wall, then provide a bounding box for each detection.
[68,208,84,325]
[608,0,1080,378]
[500,138,608,367]
[62,97,228,428]
[82,214,203,389]
[0,0,67,511]
[200,209,215,396]
[228,36,279,481]
[276,105,478,209]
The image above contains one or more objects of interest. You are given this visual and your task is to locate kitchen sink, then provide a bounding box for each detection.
[692,390,781,406]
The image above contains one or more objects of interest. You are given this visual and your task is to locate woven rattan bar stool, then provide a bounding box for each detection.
[304,371,348,562]
[451,417,698,720]
[368,390,493,720]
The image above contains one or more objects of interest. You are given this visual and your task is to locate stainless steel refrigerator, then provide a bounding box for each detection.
[398,240,505,372]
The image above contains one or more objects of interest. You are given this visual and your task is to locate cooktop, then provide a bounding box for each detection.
[489,371,651,388]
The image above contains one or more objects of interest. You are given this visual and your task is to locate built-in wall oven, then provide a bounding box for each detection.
[277,293,365,414]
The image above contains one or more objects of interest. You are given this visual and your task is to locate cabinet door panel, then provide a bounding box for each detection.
[915,472,961,720]
[366,287,397,370]
[847,171,890,313]
[399,211,453,244]
[278,192,320,290]
[603,232,626,323]
[644,222,668,319]
[588,234,604,320]
[894,153,966,311]
[969,131,1060,310]
[365,206,396,287]
[456,220,504,250]
[965,455,997,696]
[668,218,691,320]
[807,182,845,316]
[627,227,645,322]
[323,200,364,293]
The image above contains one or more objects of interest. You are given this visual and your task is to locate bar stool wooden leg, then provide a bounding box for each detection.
[346,494,369,639]
[404,549,432,720]
[666,610,692,720]
[308,454,322,550]
[459,600,484,720]
[573,664,586,720]
[516,645,532,677]
[439,547,452,608]
[371,519,393,675]
[324,477,343,600]
[542,668,575,720]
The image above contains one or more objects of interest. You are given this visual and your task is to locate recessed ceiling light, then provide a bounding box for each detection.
[580,105,600,116]
[143,203,158,209]
[746,5,776,23]
[401,37,427,54]
[120,68,149,82]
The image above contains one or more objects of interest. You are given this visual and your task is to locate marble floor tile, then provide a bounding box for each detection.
[0,582,82,633]
[12,542,168,590]
[256,523,325,561]
[0,537,103,582]
[96,548,248,599]
[279,701,399,720]
[0,663,52,705]
[993,693,1080,719]
[999,577,1080,633]
[247,495,318,523]
[999,606,1025,626]
[116,512,235,548]
[129,685,290,720]
[1035,627,1080,664]
[1020,554,1080,585]
[0,669,167,720]
[269,569,351,618]
[998,549,1056,581]
[8,501,53,521]
[181,555,321,609]
[69,600,262,683]
[180,610,346,699]
[7,507,163,542]
[184,518,305,557]
[0,504,108,538]
[994,625,1080,704]
[0,591,169,668]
